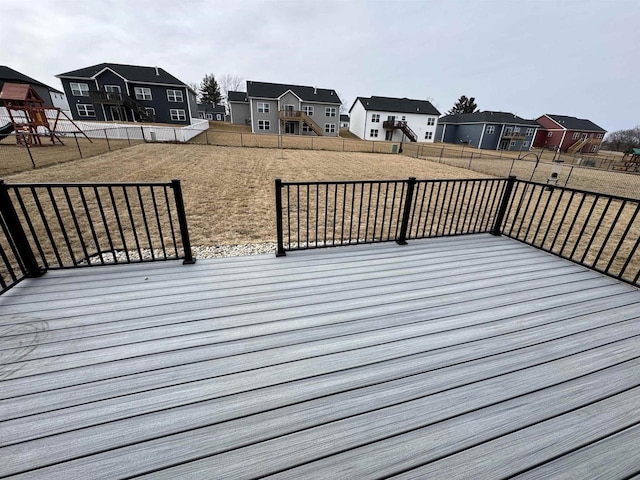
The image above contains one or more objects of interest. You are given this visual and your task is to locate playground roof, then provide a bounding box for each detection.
[0,83,44,103]
[0,66,63,93]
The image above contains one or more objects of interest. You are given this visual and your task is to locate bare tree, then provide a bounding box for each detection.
[219,74,244,99]
[602,126,640,152]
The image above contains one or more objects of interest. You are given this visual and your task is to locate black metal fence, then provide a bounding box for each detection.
[275,176,640,288]
[0,179,194,294]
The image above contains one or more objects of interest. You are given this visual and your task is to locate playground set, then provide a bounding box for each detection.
[0,83,90,146]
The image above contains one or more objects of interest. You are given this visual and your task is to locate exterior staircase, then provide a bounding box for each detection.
[278,110,323,135]
[90,91,156,122]
[567,136,589,154]
[383,120,418,142]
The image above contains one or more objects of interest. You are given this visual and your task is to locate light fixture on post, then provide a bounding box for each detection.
[546,159,564,191]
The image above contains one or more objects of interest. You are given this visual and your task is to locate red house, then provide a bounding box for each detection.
[533,114,606,154]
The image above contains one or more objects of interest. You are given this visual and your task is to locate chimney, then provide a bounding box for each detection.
[155,66,160,76]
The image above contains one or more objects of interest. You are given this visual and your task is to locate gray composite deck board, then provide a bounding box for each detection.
[1,234,639,479]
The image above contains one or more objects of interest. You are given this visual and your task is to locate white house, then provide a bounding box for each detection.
[348,96,440,143]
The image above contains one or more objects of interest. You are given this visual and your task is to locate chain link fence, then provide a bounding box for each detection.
[400,143,640,199]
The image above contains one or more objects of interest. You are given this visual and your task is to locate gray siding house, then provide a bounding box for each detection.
[229,81,341,136]
[436,111,539,151]
[56,63,198,125]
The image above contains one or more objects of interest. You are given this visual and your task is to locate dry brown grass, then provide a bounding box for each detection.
[5,143,487,245]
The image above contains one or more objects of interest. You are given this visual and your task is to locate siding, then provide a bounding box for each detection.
[230,102,250,125]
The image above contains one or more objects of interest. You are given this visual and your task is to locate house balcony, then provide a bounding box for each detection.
[2,177,640,478]
[383,120,418,142]
[89,90,127,105]
[501,132,526,140]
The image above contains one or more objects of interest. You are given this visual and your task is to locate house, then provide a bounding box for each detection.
[0,66,68,110]
[348,96,440,143]
[229,81,341,136]
[56,63,198,125]
[533,114,606,154]
[340,114,350,129]
[198,103,226,121]
[436,111,539,151]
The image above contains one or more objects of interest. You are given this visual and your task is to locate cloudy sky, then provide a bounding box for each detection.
[2,0,638,132]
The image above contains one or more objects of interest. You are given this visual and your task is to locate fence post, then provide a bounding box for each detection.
[342,138,345,151]
[240,133,244,147]
[439,146,444,162]
[170,179,195,264]
[491,176,516,236]
[125,128,131,146]
[396,177,416,245]
[73,132,83,158]
[564,166,574,187]
[205,129,209,145]
[173,129,178,143]
[104,129,111,151]
[140,126,146,142]
[468,152,473,169]
[24,139,36,168]
[0,180,44,277]
[275,178,286,257]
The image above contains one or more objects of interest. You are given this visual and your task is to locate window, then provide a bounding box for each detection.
[134,87,152,100]
[325,107,336,117]
[504,127,513,135]
[325,123,336,134]
[302,124,311,132]
[424,132,433,140]
[547,131,553,137]
[167,89,184,102]
[258,120,270,130]
[572,132,580,139]
[510,140,516,147]
[486,125,495,134]
[257,102,270,113]
[206,113,213,120]
[104,85,121,93]
[371,114,380,123]
[370,129,379,138]
[427,117,435,126]
[523,141,530,147]
[70,82,89,97]
[513,127,521,134]
[170,109,186,121]
[591,145,598,153]
[76,104,95,117]
[526,128,534,136]
[597,133,603,139]
[216,114,222,121]
[145,107,156,116]
[401,116,406,121]
[303,105,314,116]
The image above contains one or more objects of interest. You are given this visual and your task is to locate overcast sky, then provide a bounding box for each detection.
[2,0,638,132]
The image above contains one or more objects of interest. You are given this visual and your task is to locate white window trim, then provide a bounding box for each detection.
[302,124,311,132]
[591,145,598,152]
[167,89,184,102]
[510,140,517,147]
[572,132,580,139]
[424,132,433,140]
[216,114,222,121]
[597,133,603,139]
[325,107,337,117]
[303,106,314,116]
[324,123,336,134]
[513,127,521,133]
[76,104,95,117]
[135,87,152,101]
[525,128,534,136]
[547,131,553,137]
[523,140,530,147]
[370,129,379,138]
[257,102,270,113]
[258,120,271,130]
[486,125,495,134]
[144,107,156,115]
[170,108,186,121]
[104,85,121,93]
[371,114,380,123]
[70,82,89,97]
[427,118,435,126]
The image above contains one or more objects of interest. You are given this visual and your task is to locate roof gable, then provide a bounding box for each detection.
[0,83,45,103]
[246,81,341,104]
[57,63,188,87]
[227,91,248,102]
[356,96,440,116]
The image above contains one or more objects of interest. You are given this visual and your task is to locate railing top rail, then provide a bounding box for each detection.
[515,179,640,204]
[3,181,175,188]
[278,177,508,187]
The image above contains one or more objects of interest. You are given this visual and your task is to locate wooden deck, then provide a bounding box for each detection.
[1,234,640,479]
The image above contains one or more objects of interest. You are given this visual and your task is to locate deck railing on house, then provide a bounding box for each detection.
[0,179,194,294]
[275,176,640,288]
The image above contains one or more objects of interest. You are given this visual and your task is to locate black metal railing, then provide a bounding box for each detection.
[499,180,640,288]
[0,179,194,294]
[274,177,508,255]
[275,176,640,288]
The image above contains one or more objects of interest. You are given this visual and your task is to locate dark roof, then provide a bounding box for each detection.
[57,63,187,87]
[198,103,226,114]
[543,114,606,132]
[246,81,341,104]
[227,91,248,102]
[439,111,538,127]
[354,96,440,116]
[0,66,62,93]
[340,114,350,122]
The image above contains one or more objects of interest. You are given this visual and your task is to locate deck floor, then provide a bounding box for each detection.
[1,234,640,479]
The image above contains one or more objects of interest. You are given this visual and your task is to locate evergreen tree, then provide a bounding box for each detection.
[199,74,222,105]
[448,95,478,114]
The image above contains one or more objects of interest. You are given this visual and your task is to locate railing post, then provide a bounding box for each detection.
[171,179,196,264]
[0,180,44,277]
[73,132,83,158]
[275,178,286,257]
[396,177,416,245]
[24,138,36,168]
[491,176,516,236]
